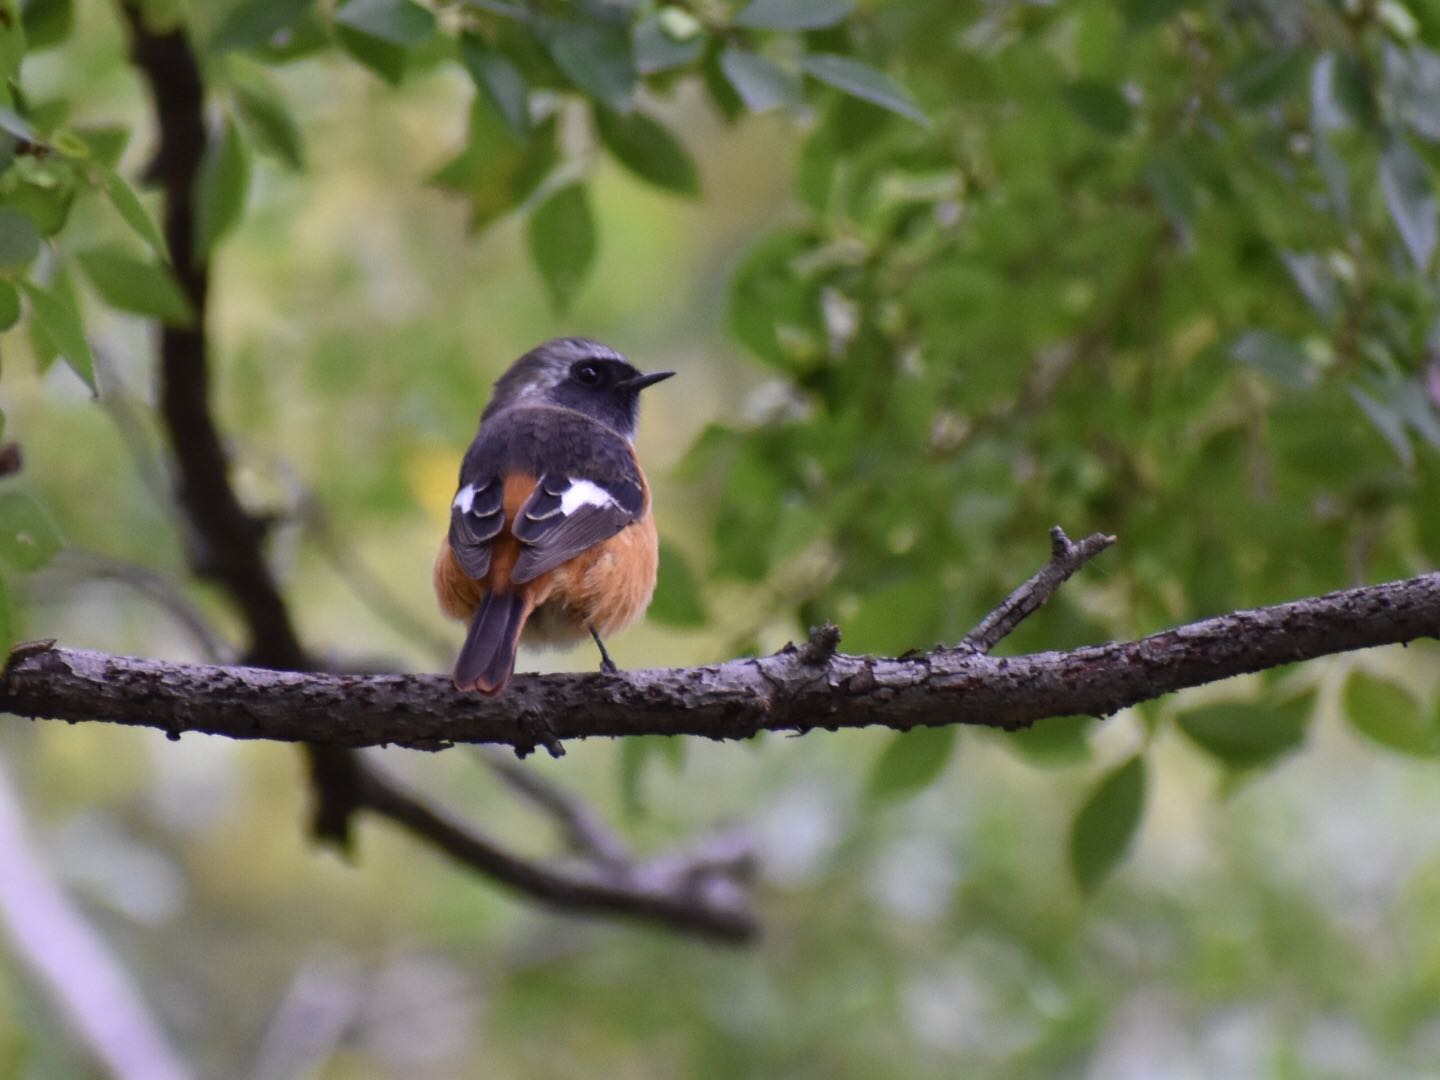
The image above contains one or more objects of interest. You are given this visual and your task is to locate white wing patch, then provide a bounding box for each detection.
[558,478,616,516]
[452,483,477,513]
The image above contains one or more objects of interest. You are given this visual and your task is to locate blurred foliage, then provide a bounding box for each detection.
[0,0,1435,1075]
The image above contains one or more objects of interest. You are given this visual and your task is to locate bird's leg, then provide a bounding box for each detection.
[589,625,619,675]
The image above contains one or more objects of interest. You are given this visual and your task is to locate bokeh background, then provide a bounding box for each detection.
[2,1,1440,1077]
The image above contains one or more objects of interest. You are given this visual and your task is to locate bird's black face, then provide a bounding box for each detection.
[551,357,674,436]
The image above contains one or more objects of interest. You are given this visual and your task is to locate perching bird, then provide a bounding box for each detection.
[434,338,674,694]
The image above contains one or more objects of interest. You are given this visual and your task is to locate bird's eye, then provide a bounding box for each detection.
[574,363,602,386]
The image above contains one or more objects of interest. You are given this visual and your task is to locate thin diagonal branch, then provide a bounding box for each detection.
[474,749,634,867]
[961,526,1116,654]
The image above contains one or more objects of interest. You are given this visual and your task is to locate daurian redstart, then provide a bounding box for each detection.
[434,338,673,693]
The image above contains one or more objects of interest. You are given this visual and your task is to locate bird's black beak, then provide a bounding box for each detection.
[618,370,676,392]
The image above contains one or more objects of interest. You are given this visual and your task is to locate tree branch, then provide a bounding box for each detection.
[6,572,1437,746]
[960,527,1116,653]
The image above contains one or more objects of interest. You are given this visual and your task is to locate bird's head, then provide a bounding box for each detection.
[483,338,674,438]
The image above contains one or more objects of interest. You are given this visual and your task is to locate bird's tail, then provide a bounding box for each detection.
[453,590,530,694]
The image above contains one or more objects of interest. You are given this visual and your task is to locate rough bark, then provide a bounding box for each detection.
[6,572,1437,749]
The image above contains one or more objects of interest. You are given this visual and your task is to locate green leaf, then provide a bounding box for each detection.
[1343,671,1440,756]
[802,53,928,126]
[1351,384,1413,466]
[594,107,699,196]
[528,183,596,312]
[1069,754,1146,894]
[1006,715,1094,767]
[193,117,251,261]
[720,49,801,113]
[21,277,92,389]
[868,725,957,803]
[734,0,856,30]
[1230,330,1318,390]
[1380,136,1437,270]
[459,34,530,138]
[0,280,18,330]
[1227,48,1306,109]
[334,0,434,47]
[1176,692,1313,768]
[649,539,707,627]
[548,23,636,113]
[209,0,310,54]
[21,0,70,51]
[0,0,25,84]
[0,208,39,274]
[232,73,305,170]
[430,102,558,233]
[72,126,130,168]
[76,247,194,326]
[1061,79,1133,136]
[633,12,704,75]
[97,166,168,261]
[0,492,61,571]
[335,23,407,83]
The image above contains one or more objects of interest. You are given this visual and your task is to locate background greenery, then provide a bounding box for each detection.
[1,0,1439,1075]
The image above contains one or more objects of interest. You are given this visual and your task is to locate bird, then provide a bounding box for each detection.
[434,338,674,694]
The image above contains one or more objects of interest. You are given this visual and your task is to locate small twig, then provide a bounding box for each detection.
[472,749,633,867]
[960,526,1116,654]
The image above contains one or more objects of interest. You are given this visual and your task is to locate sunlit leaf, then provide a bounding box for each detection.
[528,183,596,312]
[1069,754,1146,893]
[193,117,251,260]
[1343,671,1440,756]
[803,53,928,126]
[594,107,699,195]
[0,492,61,571]
[76,247,194,326]
[867,725,957,803]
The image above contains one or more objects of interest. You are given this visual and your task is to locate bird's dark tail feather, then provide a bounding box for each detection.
[453,590,528,694]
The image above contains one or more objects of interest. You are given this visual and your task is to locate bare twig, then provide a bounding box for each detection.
[960,526,1116,654]
[357,761,756,942]
[5,571,1437,746]
[0,753,191,1080]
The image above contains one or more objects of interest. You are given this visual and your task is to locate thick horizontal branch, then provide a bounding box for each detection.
[5,573,1438,748]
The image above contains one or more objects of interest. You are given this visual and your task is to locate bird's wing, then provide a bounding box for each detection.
[510,471,646,584]
[447,474,505,579]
